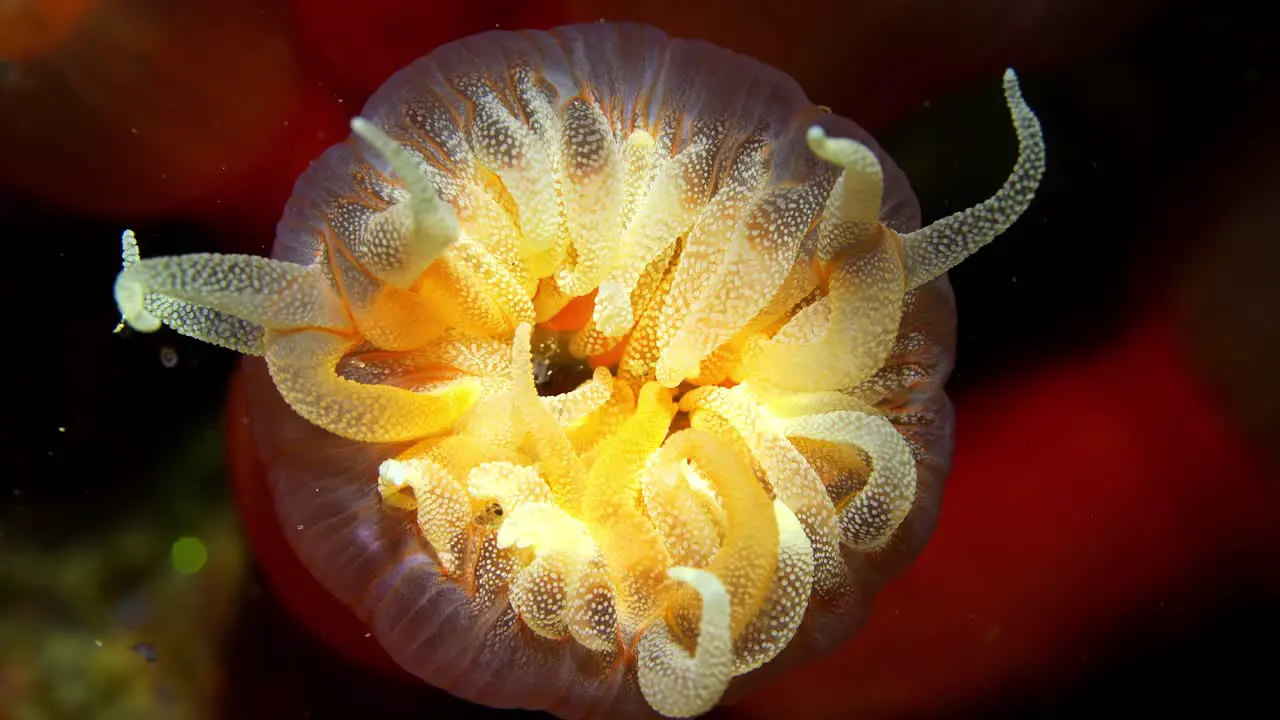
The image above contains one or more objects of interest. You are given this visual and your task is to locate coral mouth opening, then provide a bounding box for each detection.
[530,326,596,398]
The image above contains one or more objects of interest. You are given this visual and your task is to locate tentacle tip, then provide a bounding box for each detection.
[349,116,408,173]
[122,313,162,334]
[377,458,410,487]
[113,228,160,333]
[113,278,162,334]
[494,522,518,550]
[666,566,698,585]
[349,116,375,137]
[666,566,727,604]
[805,125,881,176]
[804,124,839,162]
[1002,68,1030,107]
[377,458,426,509]
[119,229,141,269]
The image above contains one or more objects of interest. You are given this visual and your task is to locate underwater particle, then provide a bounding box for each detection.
[130,641,158,663]
[159,346,178,368]
[169,537,207,575]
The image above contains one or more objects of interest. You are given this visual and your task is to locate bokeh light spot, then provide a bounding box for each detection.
[170,536,207,575]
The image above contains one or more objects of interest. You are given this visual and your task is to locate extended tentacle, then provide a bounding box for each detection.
[900,69,1045,289]
[735,124,904,392]
[112,230,352,352]
[805,126,884,261]
[348,117,460,288]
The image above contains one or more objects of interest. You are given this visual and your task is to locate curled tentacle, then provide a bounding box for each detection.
[636,567,733,719]
[785,410,917,550]
[805,126,884,261]
[349,117,460,287]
